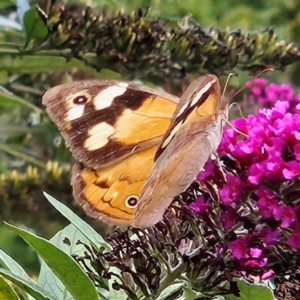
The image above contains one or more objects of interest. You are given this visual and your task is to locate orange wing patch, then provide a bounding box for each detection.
[72,146,157,224]
[113,96,177,145]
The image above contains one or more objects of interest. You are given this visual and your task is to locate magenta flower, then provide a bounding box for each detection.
[244,247,267,268]
[282,161,300,180]
[191,78,300,283]
[246,78,300,112]
[260,269,275,280]
[221,209,238,230]
[229,239,248,259]
[294,143,300,160]
[189,196,207,213]
[262,227,280,244]
[288,226,300,249]
[219,173,241,205]
[197,159,215,181]
[256,187,280,218]
[273,205,296,228]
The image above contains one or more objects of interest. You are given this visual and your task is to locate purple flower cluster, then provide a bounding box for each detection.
[246,77,300,112]
[191,78,300,279]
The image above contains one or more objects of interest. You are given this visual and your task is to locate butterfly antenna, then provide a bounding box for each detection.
[229,102,244,118]
[222,68,274,138]
[221,72,235,99]
[226,103,247,137]
[225,119,248,137]
[231,67,274,98]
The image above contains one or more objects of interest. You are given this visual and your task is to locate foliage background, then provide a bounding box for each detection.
[1,0,300,277]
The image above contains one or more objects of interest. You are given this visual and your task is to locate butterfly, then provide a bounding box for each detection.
[42,74,230,228]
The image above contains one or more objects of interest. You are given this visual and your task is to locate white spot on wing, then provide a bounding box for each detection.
[118,82,129,88]
[190,80,215,107]
[176,101,190,117]
[67,105,85,120]
[94,86,127,110]
[84,122,115,150]
[160,120,183,149]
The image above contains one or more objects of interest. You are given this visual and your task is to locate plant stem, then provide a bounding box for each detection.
[0,144,46,168]
[158,260,187,294]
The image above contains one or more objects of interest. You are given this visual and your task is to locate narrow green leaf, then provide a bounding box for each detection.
[43,193,127,300]
[0,91,43,112]
[0,0,16,10]
[50,224,92,257]
[5,222,99,300]
[0,268,56,300]
[224,279,275,300]
[97,288,110,300]
[0,55,87,73]
[182,286,204,299]
[23,7,48,43]
[0,275,20,300]
[108,281,128,300]
[38,224,109,300]
[0,250,35,300]
[43,192,112,251]
[0,249,33,280]
[157,283,186,300]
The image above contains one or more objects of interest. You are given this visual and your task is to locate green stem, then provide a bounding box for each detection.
[0,42,22,49]
[0,144,46,168]
[10,83,44,96]
[158,260,187,294]
[0,47,71,57]
[0,90,44,114]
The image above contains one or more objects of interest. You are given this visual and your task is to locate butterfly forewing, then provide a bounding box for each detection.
[43,79,179,169]
[154,75,220,160]
[134,75,227,227]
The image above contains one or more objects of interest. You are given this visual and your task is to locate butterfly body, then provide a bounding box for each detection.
[43,75,229,228]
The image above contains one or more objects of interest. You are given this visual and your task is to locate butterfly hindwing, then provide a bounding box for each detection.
[72,146,157,224]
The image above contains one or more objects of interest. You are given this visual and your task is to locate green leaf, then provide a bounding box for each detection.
[0,55,87,73]
[50,223,92,257]
[224,279,275,300]
[0,250,35,300]
[0,268,56,300]
[5,222,99,300]
[182,286,204,299]
[0,90,42,112]
[0,275,20,300]
[43,192,112,251]
[157,283,186,300]
[43,193,127,300]
[0,249,32,280]
[38,224,108,300]
[0,0,15,10]
[23,7,48,43]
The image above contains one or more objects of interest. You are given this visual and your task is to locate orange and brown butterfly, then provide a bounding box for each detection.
[42,75,230,228]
